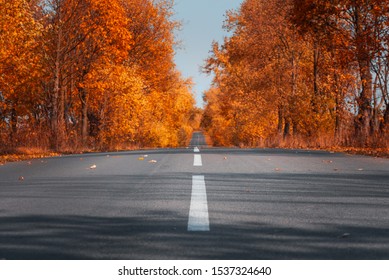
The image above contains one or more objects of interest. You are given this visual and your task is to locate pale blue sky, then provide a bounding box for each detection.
[173,0,242,108]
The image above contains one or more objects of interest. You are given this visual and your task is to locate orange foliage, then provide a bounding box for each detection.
[0,0,196,152]
[202,0,389,149]
[0,0,44,146]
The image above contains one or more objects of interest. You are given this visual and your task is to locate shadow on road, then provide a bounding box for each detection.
[0,213,388,260]
[1,171,388,260]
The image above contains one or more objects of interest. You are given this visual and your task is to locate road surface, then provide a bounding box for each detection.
[0,132,388,259]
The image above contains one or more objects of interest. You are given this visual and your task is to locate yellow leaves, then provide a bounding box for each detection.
[203,0,335,147]
[87,64,144,145]
[0,0,43,105]
[124,0,177,86]
[87,63,195,149]
[75,0,195,149]
[87,0,132,57]
[1,0,196,151]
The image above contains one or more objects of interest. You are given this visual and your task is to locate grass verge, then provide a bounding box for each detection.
[0,147,61,165]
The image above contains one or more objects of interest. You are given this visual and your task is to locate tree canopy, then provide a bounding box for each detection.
[202,0,389,148]
[0,0,197,152]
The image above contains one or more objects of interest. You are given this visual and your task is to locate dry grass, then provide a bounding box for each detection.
[329,146,389,158]
[0,147,61,164]
[234,133,389,158]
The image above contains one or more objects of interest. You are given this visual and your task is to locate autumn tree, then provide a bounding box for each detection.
[117,0,195,148]
[41,0,132,148]
[204,0,323,146]
[121,0,178,90]
[203,0,389,149]
[292,0,389,145]
[0,0,43,148]
[86,64,145,148]
[1,0,197,152]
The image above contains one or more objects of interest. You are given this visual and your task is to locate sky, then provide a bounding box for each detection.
[172,0,243,108]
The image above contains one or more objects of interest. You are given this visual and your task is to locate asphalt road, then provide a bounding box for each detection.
[0,131,388,260]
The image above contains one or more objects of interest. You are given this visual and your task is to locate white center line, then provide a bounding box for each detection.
[188,175,210,231]
[194,147,200,153]
[193,154,202,166]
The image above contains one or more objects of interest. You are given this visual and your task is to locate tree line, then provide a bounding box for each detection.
[0,0,198,152]
[202,0,389,149]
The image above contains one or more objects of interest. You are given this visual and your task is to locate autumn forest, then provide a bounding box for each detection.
[1,0,389,157]
[203,0,389,150]
[1,0,199,153]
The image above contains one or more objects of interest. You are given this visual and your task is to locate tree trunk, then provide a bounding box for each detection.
[354,5,373,146]
[332,69,343,140]
[283,119,290,139]
[79,87,88,145]
[335,90,341,139]
[51,48,60,149]
[51,12,65,151]
[355,58,373,145]
[10,106,17,142]
[278,105,284,135]
[312,41,319,113]
[381,105,389,135]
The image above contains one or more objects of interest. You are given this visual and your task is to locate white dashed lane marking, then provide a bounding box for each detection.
[188,175,210,231]
[193,154,202,166]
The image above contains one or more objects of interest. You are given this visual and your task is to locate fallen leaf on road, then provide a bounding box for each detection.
[19,176,24,181]
[27,161,32,165]
[223,156,228,160]
[357,168,364,171]
[149,160,157,163]
[138,157,145,161]
[90,165,97,169]
[340,233,351,239]
[274,168,281,172]
[144,155,149,158]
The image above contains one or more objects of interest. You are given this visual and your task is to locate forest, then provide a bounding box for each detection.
[202,0,389,150]
[1,0,389,158]
[0,0,199,154]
